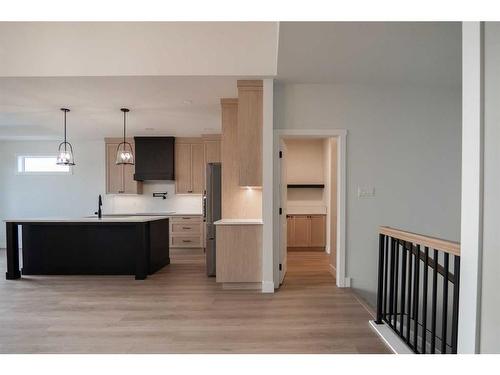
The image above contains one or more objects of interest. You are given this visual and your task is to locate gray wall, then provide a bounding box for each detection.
[480,22,500,353]
[274,83,462,305]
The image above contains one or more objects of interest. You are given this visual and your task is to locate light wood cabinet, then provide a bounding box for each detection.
[287,214,326,249]
[203,134,221,164]
[216,224,262,285]
[175,138,204,194]
[237,80,263,187]
[293,215,311,247]
[105,138,142,195]
[310,215,327,247]
[169,216,204,248]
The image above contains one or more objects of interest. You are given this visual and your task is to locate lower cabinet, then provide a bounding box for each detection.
[287,214,326,249]
[169,216,204,248]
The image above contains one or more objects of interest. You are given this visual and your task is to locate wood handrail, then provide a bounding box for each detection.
[379,226,460,257]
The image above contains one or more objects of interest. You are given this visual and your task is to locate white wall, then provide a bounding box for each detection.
[274,83,461,305]
[0,140,201,248]
[480,22,500,353]
[285,138,326,212]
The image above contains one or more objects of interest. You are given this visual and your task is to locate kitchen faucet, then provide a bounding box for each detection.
[94,194,103,219]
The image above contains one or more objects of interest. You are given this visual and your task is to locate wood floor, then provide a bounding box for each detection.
[0,248,389,353]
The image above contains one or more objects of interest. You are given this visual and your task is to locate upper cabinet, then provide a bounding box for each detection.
[175,138,204,194]
[203,134,222,164]
[176,136,222,194]
[134,136,175,181]
[237,80,263,187]
[105,138,143,194]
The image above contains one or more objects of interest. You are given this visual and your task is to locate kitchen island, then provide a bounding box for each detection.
[4,216,170,280]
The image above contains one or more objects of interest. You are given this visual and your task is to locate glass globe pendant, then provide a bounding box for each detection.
[56,108,76,166]
[116,108,134,165]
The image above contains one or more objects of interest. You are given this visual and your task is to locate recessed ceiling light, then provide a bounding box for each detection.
[183,99,193,105]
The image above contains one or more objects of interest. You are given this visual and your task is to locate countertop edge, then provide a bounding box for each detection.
[214,219,263,225]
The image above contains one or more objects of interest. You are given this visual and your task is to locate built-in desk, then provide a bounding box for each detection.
[214,219,262,290]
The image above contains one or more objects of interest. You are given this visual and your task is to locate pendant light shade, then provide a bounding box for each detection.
[56,108,76,166]
[116,108,134,165]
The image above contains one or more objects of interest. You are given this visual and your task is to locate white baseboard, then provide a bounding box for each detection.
[343,277,351,287]
[261,281,275,293]
[369,321,413,354]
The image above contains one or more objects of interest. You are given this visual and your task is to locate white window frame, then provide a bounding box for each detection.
[16,154,73,176]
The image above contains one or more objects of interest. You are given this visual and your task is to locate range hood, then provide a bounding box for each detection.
[133,136,175,181]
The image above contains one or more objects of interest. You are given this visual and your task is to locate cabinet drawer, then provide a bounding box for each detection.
[172,223,202,234]
[171,236,203,247]
[170,216,202,224]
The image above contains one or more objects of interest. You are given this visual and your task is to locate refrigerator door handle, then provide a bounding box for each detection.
[202,190,207,222]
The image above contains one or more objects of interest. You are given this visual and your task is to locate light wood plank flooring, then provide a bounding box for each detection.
[0,249,389,353]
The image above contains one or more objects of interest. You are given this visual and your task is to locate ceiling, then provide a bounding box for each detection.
[277,22,461,88]
[0,22,462,140]
[0,76,238,140]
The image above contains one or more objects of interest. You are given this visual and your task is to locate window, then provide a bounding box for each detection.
[17,155,72,174]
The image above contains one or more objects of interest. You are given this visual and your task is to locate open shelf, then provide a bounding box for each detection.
[287,184,325,189]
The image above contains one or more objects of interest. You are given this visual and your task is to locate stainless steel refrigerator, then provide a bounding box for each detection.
[204,162,221,276]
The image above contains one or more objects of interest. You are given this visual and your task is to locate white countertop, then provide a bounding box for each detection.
[214,219,263,225]
[103,212,202,217]
[4,216,170,223]
[286,206,327,215]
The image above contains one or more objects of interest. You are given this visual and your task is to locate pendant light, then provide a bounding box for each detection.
[116,108,134,165]
[56,108,76,166]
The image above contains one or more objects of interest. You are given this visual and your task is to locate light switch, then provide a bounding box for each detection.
[357,186,375,198]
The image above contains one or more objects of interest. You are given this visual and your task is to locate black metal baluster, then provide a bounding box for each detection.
[441,253,450,354]
[421,247,429,354]
[451,255,460,354]
[406,241,413,344]
[388,237,396,328]
[376,234,385,324]
[430,250,439,353]
[383,236,389,323]
[399,240,407,338]
[412,244,420,352]
[393,240,400,330]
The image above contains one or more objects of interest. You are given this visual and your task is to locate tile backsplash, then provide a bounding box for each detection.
[103,181,202,214]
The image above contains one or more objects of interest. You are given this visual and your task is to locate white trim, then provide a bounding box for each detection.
[458,21,483,354]
[369,321,413,354]
[261,281,275,293]
[262,78,275,294]
[273,128,348,288]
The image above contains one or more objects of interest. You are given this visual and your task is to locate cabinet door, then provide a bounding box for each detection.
[292,215,310,247]
[123,142,142,194]
[310,215,326,247]
[204,140,221,163]
[191,143,204,194]
[175,143,192,194]
[287,216,294,247]
[106,143,124,193]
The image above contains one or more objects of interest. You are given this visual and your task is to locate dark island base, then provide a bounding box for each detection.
[5,219,170,280]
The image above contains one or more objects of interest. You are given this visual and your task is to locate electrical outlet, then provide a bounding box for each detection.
[357,186,375,198]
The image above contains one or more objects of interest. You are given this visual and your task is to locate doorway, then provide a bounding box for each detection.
[274,129,347,288]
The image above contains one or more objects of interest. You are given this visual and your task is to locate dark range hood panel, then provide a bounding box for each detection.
[134,136,175,181]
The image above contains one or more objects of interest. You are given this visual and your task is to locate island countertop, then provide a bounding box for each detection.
[3,216,169,223]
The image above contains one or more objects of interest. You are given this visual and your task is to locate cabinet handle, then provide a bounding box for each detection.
[118,190,124,194]
[182,217,190,219]
[182,240,192,243]
[187,190,193,193]
[182,227,192,230]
